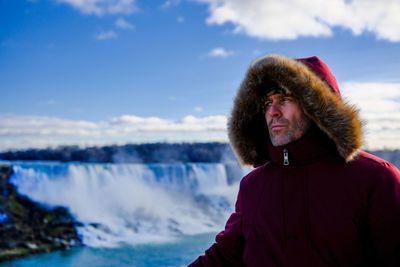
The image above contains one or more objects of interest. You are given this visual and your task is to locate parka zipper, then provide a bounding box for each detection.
[283,148,289,166]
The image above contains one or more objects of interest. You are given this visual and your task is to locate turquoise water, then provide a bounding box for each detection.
[2,233,215,267]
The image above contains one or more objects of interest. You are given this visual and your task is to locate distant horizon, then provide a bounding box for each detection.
[0,140,399,154]
[0,140,231,152]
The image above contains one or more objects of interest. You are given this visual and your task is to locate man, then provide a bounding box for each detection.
[189,54,400,266]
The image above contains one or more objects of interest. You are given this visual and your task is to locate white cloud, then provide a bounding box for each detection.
[341,82,400,149]
[0,115,228,151]
[195,0,400,41]
[57,0,138,16]
[115,18,135,30]
[96,30,118,40]
[160,0,181,9]
[2,82,400,151]
[208,47,234,58]
[177,16,184,23]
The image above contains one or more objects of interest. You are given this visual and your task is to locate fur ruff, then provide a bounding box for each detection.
[228,54,363,167]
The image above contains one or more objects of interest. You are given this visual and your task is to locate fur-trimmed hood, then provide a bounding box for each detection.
[228,54,363,167]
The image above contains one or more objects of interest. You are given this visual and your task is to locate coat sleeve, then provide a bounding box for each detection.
[368,163,400,267]
[187,183,245,267]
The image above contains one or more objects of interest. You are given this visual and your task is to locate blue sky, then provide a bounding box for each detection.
[1,0,400,151]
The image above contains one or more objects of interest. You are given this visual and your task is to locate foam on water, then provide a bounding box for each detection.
[8,161,249,247]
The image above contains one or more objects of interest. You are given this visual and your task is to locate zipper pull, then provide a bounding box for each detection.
[283,148,289,166]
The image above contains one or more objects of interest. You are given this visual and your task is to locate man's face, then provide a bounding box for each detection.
[264,94,311,146]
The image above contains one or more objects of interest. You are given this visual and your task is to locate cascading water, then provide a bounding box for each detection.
[7,161,250,248]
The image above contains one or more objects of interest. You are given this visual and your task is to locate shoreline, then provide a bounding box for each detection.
[0,165,82,262]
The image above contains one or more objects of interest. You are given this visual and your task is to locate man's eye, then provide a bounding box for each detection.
[264,102,272,107]
[281,97,292,103]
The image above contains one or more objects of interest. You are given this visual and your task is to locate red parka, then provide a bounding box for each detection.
[189,55,400,266]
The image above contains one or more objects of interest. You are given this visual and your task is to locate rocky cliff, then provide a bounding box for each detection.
[0,165,82,262]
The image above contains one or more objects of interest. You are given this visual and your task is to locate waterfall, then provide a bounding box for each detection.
[7,161,250,247]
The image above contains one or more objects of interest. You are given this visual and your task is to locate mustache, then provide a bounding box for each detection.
[268,118,289,129]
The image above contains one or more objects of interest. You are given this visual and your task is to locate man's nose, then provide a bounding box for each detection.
[268,102,281,118]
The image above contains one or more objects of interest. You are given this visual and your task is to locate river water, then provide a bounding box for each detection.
[2,233,215,267]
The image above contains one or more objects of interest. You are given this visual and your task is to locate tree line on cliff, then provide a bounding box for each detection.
[0,143,238,164]
[0,143,399,168]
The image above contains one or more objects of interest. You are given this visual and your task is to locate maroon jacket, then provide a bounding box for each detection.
[189,127,400,266]
[189,55,400,266]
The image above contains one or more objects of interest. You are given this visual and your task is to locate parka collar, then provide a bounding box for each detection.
[268,125,338,166]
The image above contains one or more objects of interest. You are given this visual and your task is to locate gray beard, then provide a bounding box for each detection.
[268,117,311,147]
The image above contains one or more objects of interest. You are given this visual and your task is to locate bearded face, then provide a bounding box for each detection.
[264,94,311,146]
